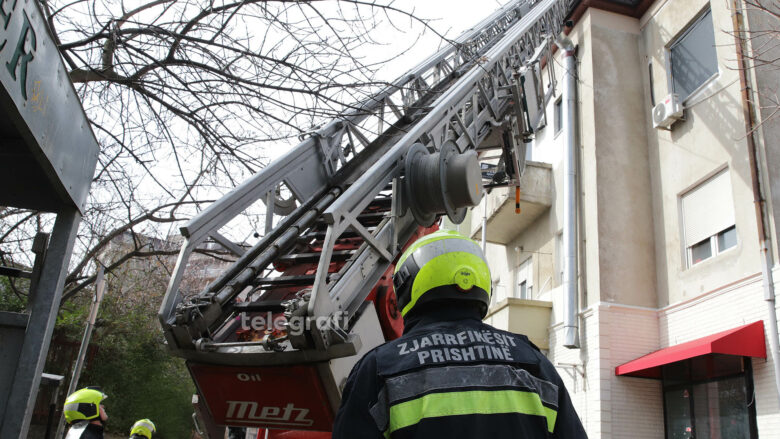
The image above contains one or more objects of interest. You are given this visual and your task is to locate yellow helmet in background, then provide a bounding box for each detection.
[63,387,107,423]
[393,230,491,318]
[130,418,156,438]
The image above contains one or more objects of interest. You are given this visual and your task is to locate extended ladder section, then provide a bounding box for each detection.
[159,0,575,431]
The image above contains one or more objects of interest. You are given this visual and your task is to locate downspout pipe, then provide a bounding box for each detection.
[556,31,580,349]
[731,0,780,407]
[482,194,488,255]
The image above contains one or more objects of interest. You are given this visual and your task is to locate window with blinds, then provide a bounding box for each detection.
[681,170,737,267]
[670,9,718,100]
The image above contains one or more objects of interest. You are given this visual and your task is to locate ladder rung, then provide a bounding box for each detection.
[277,250,355,264]
[298,228,368,243]
[251,274,334,287]
[253,275,315,286]
[233,300,286,313]
[313,211,387,227]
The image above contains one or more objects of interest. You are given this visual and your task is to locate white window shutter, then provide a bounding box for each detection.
[682,171,735,246]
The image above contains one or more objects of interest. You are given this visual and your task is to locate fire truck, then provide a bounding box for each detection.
[158,0,576,437]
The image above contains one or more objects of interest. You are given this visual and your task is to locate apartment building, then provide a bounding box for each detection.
[449,0,780,437]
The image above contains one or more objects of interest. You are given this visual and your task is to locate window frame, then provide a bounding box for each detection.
[687,225,738,267]
[553,96,563,136]
[666,8,720,103]
[516,257,533,300]
[680,169,737,269]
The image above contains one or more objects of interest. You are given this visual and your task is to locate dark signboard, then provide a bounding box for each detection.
[0,0,98,212]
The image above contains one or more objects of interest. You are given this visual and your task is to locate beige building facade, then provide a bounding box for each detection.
[452,0,780,437]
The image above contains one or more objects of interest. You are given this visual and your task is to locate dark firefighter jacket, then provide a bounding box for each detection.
[332,305,588,438]
[65,421,104,439]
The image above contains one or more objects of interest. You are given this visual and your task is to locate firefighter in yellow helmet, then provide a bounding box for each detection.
[129,419,156,438]
[333,230,587,438]
[63,387,108,439]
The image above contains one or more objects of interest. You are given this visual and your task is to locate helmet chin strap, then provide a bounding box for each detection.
[93,411,107,426]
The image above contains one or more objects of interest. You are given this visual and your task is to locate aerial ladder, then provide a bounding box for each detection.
[158,0,576,436]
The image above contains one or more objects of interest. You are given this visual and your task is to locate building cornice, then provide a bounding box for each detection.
[568,0,655,24]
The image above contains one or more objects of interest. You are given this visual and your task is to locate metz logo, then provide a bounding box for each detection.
[225,401,314,427]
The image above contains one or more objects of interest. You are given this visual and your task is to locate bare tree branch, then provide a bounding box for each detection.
[0,0,453,304]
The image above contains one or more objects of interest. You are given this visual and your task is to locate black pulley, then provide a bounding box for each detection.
[403,140,483,226]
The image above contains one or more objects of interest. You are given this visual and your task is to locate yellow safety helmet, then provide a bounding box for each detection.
[130,418,156,438]
[63,387,107,423]
[393,230,491,318]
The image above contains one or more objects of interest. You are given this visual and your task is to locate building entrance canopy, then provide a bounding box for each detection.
[615,321,767,379]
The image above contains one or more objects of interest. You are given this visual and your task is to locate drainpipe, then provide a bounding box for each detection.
[556,31,580,349]
[482,194,488,254]
[731,0,780,407]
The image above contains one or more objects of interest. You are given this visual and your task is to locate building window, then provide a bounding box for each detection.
[681,170,737,267]
[662,356,757,439]
[553,97,563,135]
[518,281,528,299]
[669,9,718,100]
[516,258,533,299]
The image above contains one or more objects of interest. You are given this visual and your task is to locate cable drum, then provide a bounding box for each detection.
[404,143,440,226]
[403,140,483,226]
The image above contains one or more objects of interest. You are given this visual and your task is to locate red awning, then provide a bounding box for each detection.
[615,320,766,379]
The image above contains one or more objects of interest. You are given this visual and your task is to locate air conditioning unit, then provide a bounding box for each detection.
[652,93,684,129]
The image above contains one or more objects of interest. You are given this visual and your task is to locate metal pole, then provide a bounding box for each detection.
[68,265,106,394]
[265,190,274,235]
[55,266,107,439]
[0,209,81,439]
[556,32,580,349]
[481,194,488,254]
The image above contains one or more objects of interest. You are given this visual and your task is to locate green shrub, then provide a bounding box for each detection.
[56,266,195,438]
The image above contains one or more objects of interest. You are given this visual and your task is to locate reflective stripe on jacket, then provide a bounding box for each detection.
[333,307,587,438]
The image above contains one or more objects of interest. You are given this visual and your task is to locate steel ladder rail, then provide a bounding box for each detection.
[159,0,575,359]
[158,0,536,339]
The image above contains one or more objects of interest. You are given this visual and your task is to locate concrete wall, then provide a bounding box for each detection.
[640,0,762,307]
[589,9,657,309]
